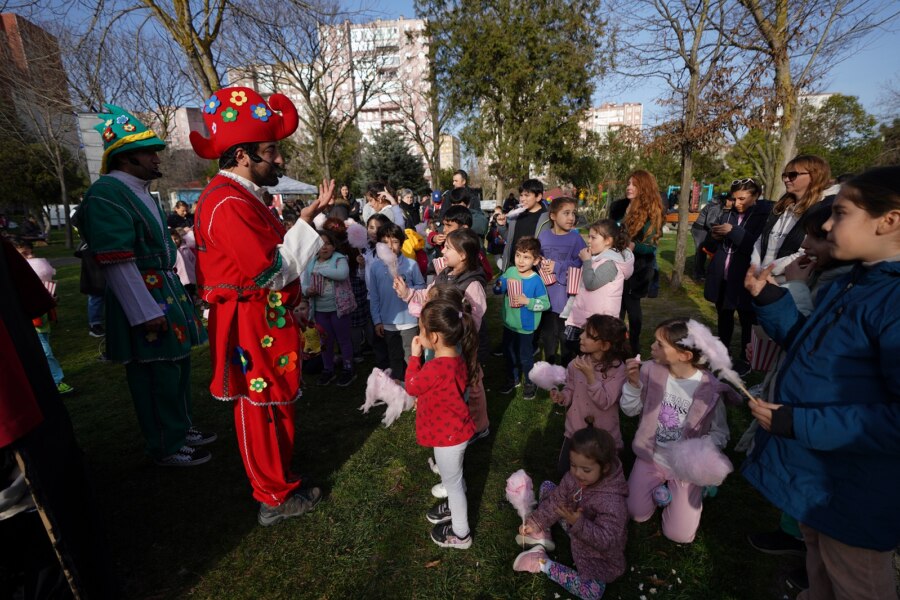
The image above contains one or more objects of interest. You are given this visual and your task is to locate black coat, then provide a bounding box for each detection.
[704,201,772,310]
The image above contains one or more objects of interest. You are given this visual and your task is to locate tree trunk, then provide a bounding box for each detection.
[315,135,331,181]
[495,179,504,204]
[770,57,797,200]
[55,148,72,249]
[671,143,693,290]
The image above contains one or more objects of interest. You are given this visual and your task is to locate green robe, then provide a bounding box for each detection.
[78,176,206,363]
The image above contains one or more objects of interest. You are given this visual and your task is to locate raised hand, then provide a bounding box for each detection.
[744,263,777,297]
[299,179,336,224]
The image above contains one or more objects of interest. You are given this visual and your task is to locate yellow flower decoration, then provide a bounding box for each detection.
[122,123,136,132]
[260,335,274,348]
[267,291,283,308]
[105,119,113,127]
[230,90,248,106]
[249,377,268,393]
[166,296,175,304]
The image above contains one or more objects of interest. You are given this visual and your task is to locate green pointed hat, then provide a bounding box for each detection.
[94,104,166,174]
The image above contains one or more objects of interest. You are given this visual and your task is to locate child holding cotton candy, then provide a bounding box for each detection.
[512,419,629,600]
[550,315,631,477]
[407,297,479,549]
[563,220,634,361]
[620,317,741,544]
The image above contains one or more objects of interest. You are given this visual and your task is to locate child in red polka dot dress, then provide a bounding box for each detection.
[405,297,479,549]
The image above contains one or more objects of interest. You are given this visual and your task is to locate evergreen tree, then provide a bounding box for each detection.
[356,129,427,193]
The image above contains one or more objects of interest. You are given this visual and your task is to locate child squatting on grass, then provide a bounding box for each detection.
[621,318,741,544]
[743,166,900,599]
[405,297,479,550]
[512,418,629,600]
[550,314,631,477]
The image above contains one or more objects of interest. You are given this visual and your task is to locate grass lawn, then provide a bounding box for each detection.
[37,230,798,599]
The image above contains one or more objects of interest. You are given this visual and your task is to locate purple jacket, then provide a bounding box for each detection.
[559,361,626,448]
[631,361,741,463]
[529,467,629,582]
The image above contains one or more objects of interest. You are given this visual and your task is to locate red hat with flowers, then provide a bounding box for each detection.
[189,86,299,159]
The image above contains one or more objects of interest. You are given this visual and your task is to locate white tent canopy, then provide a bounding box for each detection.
[266,176,317,196]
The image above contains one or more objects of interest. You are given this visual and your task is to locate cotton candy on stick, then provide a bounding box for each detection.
[683,319,754,401]
[506,206,526,219]
[375,242,399,278]
[529,361,567,391]
[360,367,415,426]
[346,221,368,249]
[506,469,536,536]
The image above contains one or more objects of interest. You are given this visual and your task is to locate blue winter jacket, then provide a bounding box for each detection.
[742,260,900,551]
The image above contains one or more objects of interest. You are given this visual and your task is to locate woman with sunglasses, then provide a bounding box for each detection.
[703,178,771,374]
[751,155,839,282]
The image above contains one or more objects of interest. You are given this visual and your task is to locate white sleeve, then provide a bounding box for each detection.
[750,237,762,267]
[271,219,324,290]
[705,401,730,449]
[620,381,643,417]
[103,262,164,326]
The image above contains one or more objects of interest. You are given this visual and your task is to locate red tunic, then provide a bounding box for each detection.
[193,174,302,405]
[405,355,475,447]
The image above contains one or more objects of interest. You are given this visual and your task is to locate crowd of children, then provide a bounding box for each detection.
[18,163,899,600]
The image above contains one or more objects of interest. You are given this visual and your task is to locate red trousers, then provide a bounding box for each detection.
[234,398,300,507]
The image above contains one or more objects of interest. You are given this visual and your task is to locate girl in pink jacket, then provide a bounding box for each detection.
[563,220,633,359]
[550,315,630,476]
[512,420,629,600]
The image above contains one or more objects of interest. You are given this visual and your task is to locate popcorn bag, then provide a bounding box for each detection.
[566,266,582,295]
[750,325,780,372]
[507,278,524,308]
[309,273,324,296]
[432,256,447,274]
[538,260,557,286]
[43,280,57,297]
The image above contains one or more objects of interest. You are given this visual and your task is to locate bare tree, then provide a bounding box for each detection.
[728,0,899,198]
[0,23,80,247]
[224,1,391,180]
[387,26,451,189]
[614,0,755,288]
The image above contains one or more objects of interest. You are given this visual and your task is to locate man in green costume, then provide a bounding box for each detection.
[78,105,215,466]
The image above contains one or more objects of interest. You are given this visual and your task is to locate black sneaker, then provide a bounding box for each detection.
[318,371,336,386]
[257,487,322,527]
[336,370,357,387]
[499,381,519,395]
[154,445,212,467]
[785,566,809,591]
[185,427,217,447]
[523,383,537,400]
[426,500,452,524]
[430,522,472,549]
[468,427,490,445]
[89,324,105,338]
[747,530,806,557]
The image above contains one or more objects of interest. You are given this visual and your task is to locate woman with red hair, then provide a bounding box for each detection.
[609,170,665,354]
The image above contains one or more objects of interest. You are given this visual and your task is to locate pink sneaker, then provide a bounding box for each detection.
[515,531,556,551]
[513,546,548,573]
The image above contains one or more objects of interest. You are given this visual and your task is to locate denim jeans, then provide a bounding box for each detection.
[503,327,535,385]
[37,331,63,385]
[87,294,104,326]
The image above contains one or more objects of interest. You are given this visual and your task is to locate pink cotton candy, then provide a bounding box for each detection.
[505,469,535,520]
[529,361,567,391]
[375,242,399,277]
[659,437,733,487]
[346,222,368,249]
[360,367,415,427]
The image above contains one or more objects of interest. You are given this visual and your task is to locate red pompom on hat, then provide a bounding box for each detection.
[190,87,299,159]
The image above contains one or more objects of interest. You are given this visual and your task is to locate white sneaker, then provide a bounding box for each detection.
[431,481,466,498]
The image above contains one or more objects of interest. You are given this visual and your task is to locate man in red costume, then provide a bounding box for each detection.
[190,87,334,526]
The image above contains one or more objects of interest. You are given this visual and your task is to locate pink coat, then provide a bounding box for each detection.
[566,249,634,329]
[559,361,627,449]
[528,466,629,582]
[631,361,741,463]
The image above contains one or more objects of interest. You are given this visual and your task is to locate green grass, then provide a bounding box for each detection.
[38,232,798,599]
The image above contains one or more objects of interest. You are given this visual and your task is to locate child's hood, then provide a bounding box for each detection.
[594,248,634,271]
[584,461,629,500]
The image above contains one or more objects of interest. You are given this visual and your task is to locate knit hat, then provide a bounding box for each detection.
[189,87,299,159]
[95,105,166,175]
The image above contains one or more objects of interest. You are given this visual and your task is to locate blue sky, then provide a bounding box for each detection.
[369,0,900,123]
